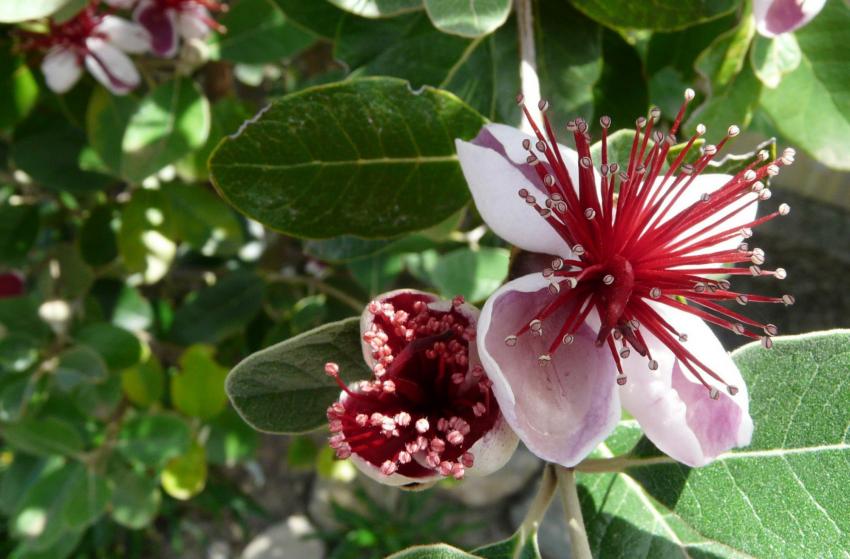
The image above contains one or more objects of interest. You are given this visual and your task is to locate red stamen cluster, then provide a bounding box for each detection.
[18,4,104,59]
[325,293,499,480]
[506,90,794,399]
[152,0,228,32]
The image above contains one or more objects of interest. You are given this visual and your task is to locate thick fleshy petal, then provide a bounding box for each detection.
[41,47,83,94]
[134,0,179,57]
[619,303,753,467]
[477,273,621,467]
[178,6,212,40]
[754,0,826,37]
[456,123,580,258]
[97,15,150,54]
[84,38,141,95]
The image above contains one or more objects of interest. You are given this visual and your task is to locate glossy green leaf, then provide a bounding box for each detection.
[117,413,192,467]
[428,247,509,303]
[385,544,480,559]
[0,417,84,457]
[161,183,244,253]
[424,0,511,38]
[121,78,211,183]
[161,443,207,500]
[53,345,109,391]
[0,334,39,375]
[760,0,850,170]
[593,30,648,132]
[75,323,142,370]
[569,0,738,31]
[62,469,111,530]
[0,296,50,341]
[206,407,259,466]
[121,354,165,407]
[85,88,139,176]
[109,467,161,529]
[0,204,39,265]
[171,345,228,420]
[111,285,154,332]
[579,330,850,557]
[209,78,485,239]
[0,51,38,129]
[329,0,421,18]
[169,271,264,345]
[750,33,802,89]
[0,455,57,516]
[209,0,315,64]
[79,205,118,267]
[0,376,36,422]
[272,0,348,38]
[0,0,74,22]
[226,317,369,433]
[474,529,541,559]
[116,189,176,280]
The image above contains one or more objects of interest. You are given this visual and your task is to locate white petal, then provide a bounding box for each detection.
[104,0,138,8]
[41,47,83,94]
[456,123,580,258]
[754,0,827,37]
[477,273,621,467]
[178,7,212,40]
[620,302,753,467]
[97,15,151,54]
[84,38,141,95]
[465,414,519,478]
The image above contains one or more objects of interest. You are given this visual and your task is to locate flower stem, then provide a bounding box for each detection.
[518,464,558,538]
[516,0,540,133]
[556,467,593,559]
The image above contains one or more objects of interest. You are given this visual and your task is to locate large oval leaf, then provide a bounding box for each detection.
[328,0,421,18]
[209,77,485,239]
[569,0,738,31]
[424,0,512,37]
[226,318,370,433]
[0,0,72,22]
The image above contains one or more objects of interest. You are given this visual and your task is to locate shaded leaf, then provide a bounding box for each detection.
[569,0,738,31]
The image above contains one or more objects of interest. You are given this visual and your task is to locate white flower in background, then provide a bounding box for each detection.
[753,0,826,37]
[133,0,227,58]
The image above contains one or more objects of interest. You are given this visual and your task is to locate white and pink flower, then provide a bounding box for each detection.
[456,92,795,468]
[133,0,226,58]
[325,290,518,486]
[753,0,826,37]
[24,5,148,95]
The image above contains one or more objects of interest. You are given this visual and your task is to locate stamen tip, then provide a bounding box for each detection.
[684,88,696,101]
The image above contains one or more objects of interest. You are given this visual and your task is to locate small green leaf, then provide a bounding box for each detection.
[111,285,154,332]
[750,33,802,89]
[0,204,39,265]
[161,443,207,501]
[569,0,738,31]
[0,334,39,375]
[117,413,192,467]
[79,205,118,267]
[121,78,211,182]
[424,0,511,38]
[226,318,369,433]
[0,51,38,130]
[75,323,142,370]
[329,0,421,18]
[473,529,541,559]
[385,544,480,559]
[0,0,75,22]
[161,183,244,253]
[206,407,259,467]
[209,77,485,239]
[171,345,229,420]
[0,416,84,457]
[109,467,161,529]
[429,247,509,303]
[53,345,109,391]
[85,87,139,176]
[62,469,111,530]
[121,354,165,407]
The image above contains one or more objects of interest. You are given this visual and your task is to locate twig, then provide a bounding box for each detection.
[516,0,541,133]
[265,273,365,312]
[556,467,593,559]
[518,464,558,540]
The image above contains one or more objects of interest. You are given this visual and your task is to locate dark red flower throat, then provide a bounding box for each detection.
[504,91,794,399]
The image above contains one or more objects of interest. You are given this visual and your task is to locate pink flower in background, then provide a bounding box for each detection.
[753,0,826,37]
[22,5,148,95]
[0,273,25,299]
[325,290,517,486]
[133,0,226,58]
[455,92,795,467]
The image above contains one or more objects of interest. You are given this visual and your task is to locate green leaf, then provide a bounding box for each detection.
[121,78,211,182]
[208,0,315,64]
[121,354,165,407]
[0,204,39,265]
[286,435,319,469]
[424,0,511,38]
[111,284,154,332]
[161,442,207,500]
[0,417,84,457]
[385,544,480,559]
[579,330,850,557]
[428,247,509,303]
[750,33,802,89]
[760,0,850,170]
[0,296,50,341]
[0,376,36,422]
[62,469,111,530]
[109,467,161,529]
[79,205,118,267]
[568,0,738,31]
[0,51,38,129]
[0,455,59,516]
[53,345,109,391]
[272,0,348,38]
[0,334,39,375]
[329,0,421,18]
[593,29,648,132]
[116,189,176,282]
[226,317,370,433]
[209,77,485,239]
[171,345,228,420]
[85,87,139,176]
[161,183,244,253]
[169,271,264,345]
[206,407,259,467]
[0,0,74,22]
[75,323,142,370]
[117,412,192,467]
[473,529,542,559]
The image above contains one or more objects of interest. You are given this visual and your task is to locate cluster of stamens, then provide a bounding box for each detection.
[326,293,498,480]
[504,89,794,399]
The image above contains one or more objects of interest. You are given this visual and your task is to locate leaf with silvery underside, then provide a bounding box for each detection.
[384,544,481,558]
[329,0,421,18]
[208,78,485,239]
[579,330,850,558]
[424,0,512,38]
[473,528,542,559]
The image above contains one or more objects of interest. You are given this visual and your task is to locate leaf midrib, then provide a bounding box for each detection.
[212,154,459,170]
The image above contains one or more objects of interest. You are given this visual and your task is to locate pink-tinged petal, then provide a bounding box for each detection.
[456,123,579,258]
[84,38,140,95]
[97,15,150,54]
[754,0,827,37]
[477,273,621,467]
[134,0,179,57]
[465,414,519,477]
[178,6,212,41]
[620,303,753,467]
[41,47,83,94]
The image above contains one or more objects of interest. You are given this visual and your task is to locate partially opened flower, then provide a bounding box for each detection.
[133,0,226,58]
[325,290,518,486]
[456,92,794,467]
[753,0,826,37]
[21,5,148,95]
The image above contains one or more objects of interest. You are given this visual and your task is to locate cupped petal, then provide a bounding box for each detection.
[620,302,753,467]
[97,15,150,54]
[465,414,519,477]
[84,38,141,95]
[754,0,826,38]
[41,47,83,94]
[456,123,580,258]
[477,273,621,467]
[134,0,179,57]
